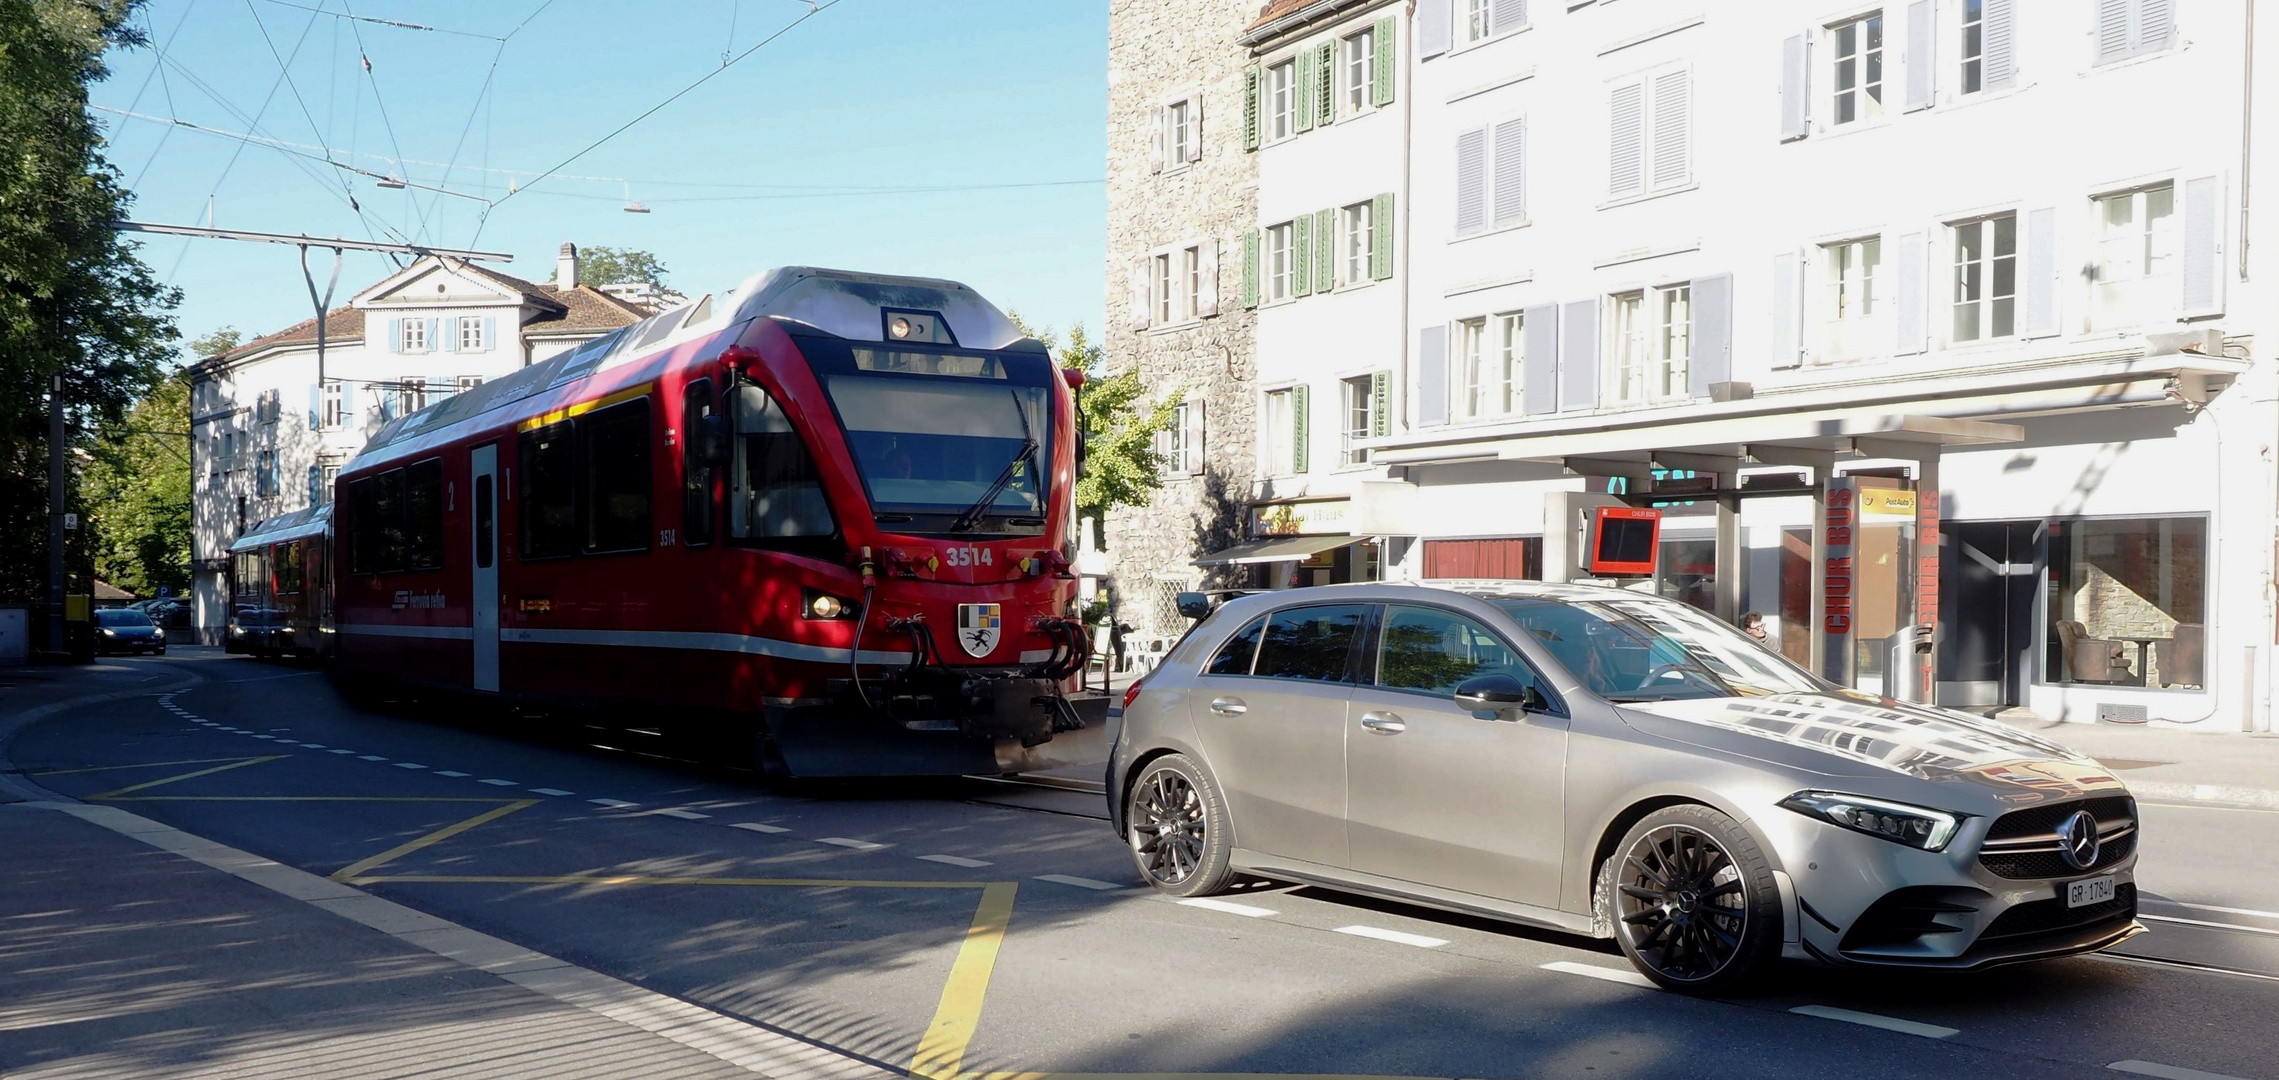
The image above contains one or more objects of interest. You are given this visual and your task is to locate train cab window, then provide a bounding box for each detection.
[731,382,835,540]
[520,421,578,559]
[681,380,716,547]
[405,459,445,570]
[579,398,651,554]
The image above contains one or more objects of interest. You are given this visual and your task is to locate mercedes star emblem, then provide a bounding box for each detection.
[2059,809,2102,870]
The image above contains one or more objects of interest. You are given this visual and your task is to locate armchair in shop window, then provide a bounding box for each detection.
[2055,620,2138,685]
[2158,624,2205,689]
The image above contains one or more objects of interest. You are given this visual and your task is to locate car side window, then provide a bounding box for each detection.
[1254,604,1369,683]
[1206,616,1267,676]
[1378,604,1546,699]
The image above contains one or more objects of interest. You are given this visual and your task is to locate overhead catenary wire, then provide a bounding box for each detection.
[253,0,508,41]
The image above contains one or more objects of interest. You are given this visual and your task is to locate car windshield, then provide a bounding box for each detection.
[1491,595,1823,702]
[95,610,153,628]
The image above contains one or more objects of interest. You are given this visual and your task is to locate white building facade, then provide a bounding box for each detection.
[187,244,643,641]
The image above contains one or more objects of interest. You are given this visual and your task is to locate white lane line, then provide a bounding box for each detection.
[250,735,278,741]
[1541,960,1657,989]
[435,770,470,778]
[816,837,886,851]
[1035,874,1123,891]
[917,854,992,868]
[729,822,789,834]
[328,749,357,755]
[269,740,301,746]
[528,788,574,797]
[479,778,519,787]
[588,798,638,809]
[357,755,387,762]
[2109,1061,2252,1080]
[2142,914,2279,937]
[393,763,428,770]
[2143,899,2279,922]
[644,808,712,821]
[1333,925,1449,949]
[1178,897,1277,918]
[300,743,326,749]
[1789,1005,1957,1039]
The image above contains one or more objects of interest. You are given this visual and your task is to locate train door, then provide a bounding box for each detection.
[471,443,501,692]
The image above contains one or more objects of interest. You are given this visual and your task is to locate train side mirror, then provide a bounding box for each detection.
[697,414,730,466]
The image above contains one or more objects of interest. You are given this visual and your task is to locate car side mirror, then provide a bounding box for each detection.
[1174,591,1213,621]
[1453,673,1548,718]
[697,414,731,466]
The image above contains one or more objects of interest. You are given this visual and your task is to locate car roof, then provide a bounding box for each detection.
[1206,580,1685,621]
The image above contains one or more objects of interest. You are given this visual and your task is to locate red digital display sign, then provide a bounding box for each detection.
[1585,506,1662,577]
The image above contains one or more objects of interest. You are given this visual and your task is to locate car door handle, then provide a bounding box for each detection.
[1359,712,1406,735]
[1208,696,1248,716]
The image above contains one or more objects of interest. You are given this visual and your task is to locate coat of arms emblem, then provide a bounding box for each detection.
[957,603,1002,658]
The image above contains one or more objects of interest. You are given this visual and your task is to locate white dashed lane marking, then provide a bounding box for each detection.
[1333,926,1448,949]
[917,855,991,868]
[1541,961,1656,989]
[2109,1061,2253,1080]
[328,749,357,755]
[589,798,638,809]
[529,788,574,797]
[1789,1005,1957,1039]
[357,755,387,762]
[1178,897,1277,918]
[436,770,470,778]
[479,778,519,787]
[817,837,885,851]
[644,808,711,821]
[1035,874,1122,891]
[729,822,789,834]
[393,763,428,770]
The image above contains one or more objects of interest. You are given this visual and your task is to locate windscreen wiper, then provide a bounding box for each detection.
[949,389,1040,534]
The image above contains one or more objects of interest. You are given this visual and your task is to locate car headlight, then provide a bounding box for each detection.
[1779,790,1962,851]
[99,628,116,637]
[153,627,165,639]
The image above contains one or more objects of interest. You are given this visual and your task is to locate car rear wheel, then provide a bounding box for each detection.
[1125,754,1234,897]
[1603,804,1782,994]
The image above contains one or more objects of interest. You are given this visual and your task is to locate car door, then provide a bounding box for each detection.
[1344,603,1569,909]
[1187,602,1368,870]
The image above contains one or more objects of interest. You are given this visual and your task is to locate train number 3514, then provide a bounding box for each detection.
[943,546,993,568]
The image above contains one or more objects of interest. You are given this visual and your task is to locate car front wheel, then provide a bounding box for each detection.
[1125,754,1235,898]
[1602,804,1783,994]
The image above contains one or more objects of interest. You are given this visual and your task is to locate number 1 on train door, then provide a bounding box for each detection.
[471,443,501,692]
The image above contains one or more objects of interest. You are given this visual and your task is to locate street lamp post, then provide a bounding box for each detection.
[46,373,64,654]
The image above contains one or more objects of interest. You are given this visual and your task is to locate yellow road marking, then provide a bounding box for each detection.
[342,874,994,889]
[29,757,265,777]
[89,755,287,799]
[911,880,1018,1080]
[332,799,542,882]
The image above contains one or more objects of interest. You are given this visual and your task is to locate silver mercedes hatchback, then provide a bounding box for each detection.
[1107,582,2142,993]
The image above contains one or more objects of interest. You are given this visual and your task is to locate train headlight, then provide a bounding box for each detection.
[889,316,913,340]
[803,590,852,619]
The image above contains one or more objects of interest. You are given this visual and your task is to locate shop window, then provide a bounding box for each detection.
[1422,537,1541,580]
[2046,516,2207,688]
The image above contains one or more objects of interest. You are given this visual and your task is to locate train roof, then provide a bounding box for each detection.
[231,503,330,553]
[344,266,1031,476]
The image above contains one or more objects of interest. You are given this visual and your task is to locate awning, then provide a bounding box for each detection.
[1195,534,1370,566]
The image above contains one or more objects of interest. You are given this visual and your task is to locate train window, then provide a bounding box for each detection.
[681,380,715,547]
[579,398,651,554]
[234,551,263,596]
[405,459,446,570]
[474,474,494,569]
[731,383,835,540]
[371,468,406,573]
[520,421,578,560]
[275,542,302,595]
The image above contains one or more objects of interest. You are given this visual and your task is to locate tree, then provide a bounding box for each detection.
[577,247,670,292]
[0,0,180,602]
[83,370,190,598]
[1009,314,1175,549]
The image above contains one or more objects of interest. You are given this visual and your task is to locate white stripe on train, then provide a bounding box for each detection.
[337,622,1057,666]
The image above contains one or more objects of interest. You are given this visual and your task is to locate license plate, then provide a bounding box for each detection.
[2067,875,2116,908]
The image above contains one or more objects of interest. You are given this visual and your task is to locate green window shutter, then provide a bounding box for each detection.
[1244,65,1262,151]
[1294,56,1315,133]
[1291,384,1310,473]
[1371,192,1395,280]
[1293,214,1313,296]
[1242,230,1260,309]
[1314,208,1336,290]
[1373,17,1397,107]
[1316,43,1336,124]
[1370,370,1391,437]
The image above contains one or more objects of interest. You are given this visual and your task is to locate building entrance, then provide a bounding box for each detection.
[1938,519,2042,708]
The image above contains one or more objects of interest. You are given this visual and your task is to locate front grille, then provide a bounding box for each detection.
[1978,796,2137,879]
[1975,882,2136,949]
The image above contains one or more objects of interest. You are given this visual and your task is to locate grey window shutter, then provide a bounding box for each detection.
[1893,231,1928,355]
[1490,0,1526,35]
[1418,326,1450,427]
[426,317,440,349]
[1455,127,1488,234]
[1316,43,1336,125]
[1771,252,1803,368]
[1650,69,1690,190]
[1420,0,1452,59]
[1985,0,2016,87]
[1373,17,1397,105]
[1558,300,1599,412]
[1295,54,1316,134]
[2138,0,2174,55]
[1314,209,1336,289]
[1780,34,1810,141]
[2096,0,2130,64]
[1291,384,1310,474]
[1371,192,1395,280]
[1129,256,1152,328]
[1904,0,1935,111]
[2022,207,2059,338]
[1243,230,1261,308]
[1150,107,1166,173]
[1688,273,1732,397]
[1491,117,1527,228]
[385,318,400,352]
[1608,82,1645,197]
[2181,174,2225,317]
[1517,304,1553,414]
[1293,214,1314,296]
[1370,370,1391,436]
[308,383,321,428]
[442,317,457,353]
[1244,66,1262,150]
[1186,96,1205,162]
[484,315,496,348]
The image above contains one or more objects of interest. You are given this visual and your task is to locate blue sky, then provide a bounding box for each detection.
[93,0,1107,361]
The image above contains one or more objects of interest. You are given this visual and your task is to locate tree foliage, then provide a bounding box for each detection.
[84,370,190,598]
[1009,314,1174,548]
[577,247,670,291]
[0,0,179,601]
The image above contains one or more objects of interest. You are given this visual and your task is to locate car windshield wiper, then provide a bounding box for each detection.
[948,390,1038,533]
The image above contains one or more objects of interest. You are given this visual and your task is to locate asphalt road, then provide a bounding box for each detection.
[11,649,2279,1080]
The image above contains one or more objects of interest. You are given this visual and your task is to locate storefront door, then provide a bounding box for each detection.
[1938,520,2042,708]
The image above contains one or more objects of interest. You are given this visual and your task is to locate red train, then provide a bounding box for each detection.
[253,267,1105,777]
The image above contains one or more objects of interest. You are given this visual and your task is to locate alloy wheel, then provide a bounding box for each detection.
[1613,824,1750,983]
[1129,767,1208,886]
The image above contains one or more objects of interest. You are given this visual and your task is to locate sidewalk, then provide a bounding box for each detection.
[2010,717,2279,809]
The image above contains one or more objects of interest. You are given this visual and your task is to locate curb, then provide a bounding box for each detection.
[2128,781,2279,812]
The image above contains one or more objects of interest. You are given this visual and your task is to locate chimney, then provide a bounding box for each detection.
[556,242,579,291]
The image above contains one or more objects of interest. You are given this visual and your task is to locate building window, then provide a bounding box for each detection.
[1951,212,2017,342]
[1340,375,1375,467]
[1830,12,1885,126]
[397,379,427,417]
[1960,0,1985,94]
[400,318,427,353]
[1607,284,1692,405]
[1266,221,1295,302]
[256,449,278,496]
[1820,237,1882,359]
[1344,28,1375,113]
[2046,516,2206,689]
[2092,184,2177,330]
[1167,98,1193,165]
[1455,317,1486,419]
[256,389,279,425]
[1183,245,1203,320]
[1340,202,1373,287]
[457,315,485,351]
[1158,401,1192,473]
[1656,285,1692,398]
[320,382,344,429]
[1262,388,1297,476]
[1608,292,1646,404]
[1496,312,1524,414]
[1267,60,1296,141]
[1464,0,1490,44]
[457,375,484,393]
[319,464,340,504]
[1608,68,1691,199]
[1154,253,1174,325]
